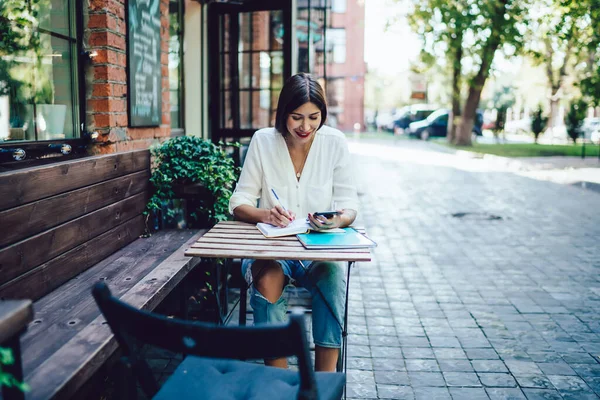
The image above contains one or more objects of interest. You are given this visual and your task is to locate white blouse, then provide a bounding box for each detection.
[228,125,359,218]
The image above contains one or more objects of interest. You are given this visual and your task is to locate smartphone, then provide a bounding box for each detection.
[313,211,341,219]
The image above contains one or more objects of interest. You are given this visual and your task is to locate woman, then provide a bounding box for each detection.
[229,73,359,372]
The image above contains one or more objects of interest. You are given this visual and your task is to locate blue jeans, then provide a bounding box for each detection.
[242,259,346,348]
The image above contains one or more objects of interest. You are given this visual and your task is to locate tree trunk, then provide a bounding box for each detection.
[448,36,463,143]
[455,1,507,146]
[544,35,572,133]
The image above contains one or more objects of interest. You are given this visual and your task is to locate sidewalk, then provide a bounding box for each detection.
[342,138,600,399]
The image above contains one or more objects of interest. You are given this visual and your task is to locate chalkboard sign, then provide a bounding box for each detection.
[127,0,162,127]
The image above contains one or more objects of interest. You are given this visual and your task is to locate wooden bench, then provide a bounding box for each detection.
[0,150,207,399]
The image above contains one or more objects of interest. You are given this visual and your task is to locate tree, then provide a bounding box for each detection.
[531,105,548,143]
[526,0,593,132]
[572,0,600,106]
[455,0,529,146]
[489,85,515,141]
[565,99,588,143]
[407,0,475,143]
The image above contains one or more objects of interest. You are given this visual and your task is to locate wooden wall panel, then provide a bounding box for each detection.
[0,150,149,212]
[0,193,147,286]
[0,215,145,302]
[0,170,149,248]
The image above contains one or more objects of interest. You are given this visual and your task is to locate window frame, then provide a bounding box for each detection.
[169,0,185,136]
[0,0,87,167]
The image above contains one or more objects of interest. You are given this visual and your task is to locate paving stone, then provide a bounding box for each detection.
[370,346,403,358]
[429,336,462,348]
[413,386,452,400]
[513,374,554,389]
[466,348,501,360]
[547,375,598,399]
[472,359,509,373]
[433,348,467,359]
[408,372,446,387]
[520,389,563,400]
[374,370,410,385]
[368,335,399,347]
[346,383,378,399]
[485,387,527,400]
[570,363,600,377]
[437,359,474,372]
[405,359,440,372]
[402,347,435,359]
[478,373,518,388]
[372,358,406,371]
[536,361,577,376]
[376,384,414,399]
[448,387,490,399]
[399,336,431,347]
[348,357,374,370]
[504,360,543,375]
[347,369,376,385]
[443,371,482,387]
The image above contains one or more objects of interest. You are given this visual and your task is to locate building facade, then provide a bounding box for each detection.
[0,0,366,168]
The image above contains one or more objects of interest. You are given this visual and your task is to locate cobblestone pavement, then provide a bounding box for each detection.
[144,137,600,400]
[342,138,600,399]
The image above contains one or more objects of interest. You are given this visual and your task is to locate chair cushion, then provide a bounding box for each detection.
[153,356,345,400]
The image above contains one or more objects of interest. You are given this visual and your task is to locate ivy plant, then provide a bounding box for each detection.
[146,136,240,228]
[0,347,29,392]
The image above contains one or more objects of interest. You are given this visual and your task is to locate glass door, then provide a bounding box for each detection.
[208,0,295,142]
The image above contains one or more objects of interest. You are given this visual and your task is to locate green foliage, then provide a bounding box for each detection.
[0,347,29,392]
[1,0,55,129]
[146,136,240,227]
[441,141,600,157]
[565,99,588,143]
[531,106,548,142]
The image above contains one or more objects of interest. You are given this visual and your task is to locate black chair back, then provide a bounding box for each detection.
[92,282,317,399]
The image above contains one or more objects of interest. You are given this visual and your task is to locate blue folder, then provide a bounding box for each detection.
[296,228,377,249]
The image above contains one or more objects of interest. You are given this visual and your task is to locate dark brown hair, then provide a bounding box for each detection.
[274,73,328,135]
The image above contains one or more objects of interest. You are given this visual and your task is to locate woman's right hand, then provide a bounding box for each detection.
[267,205,296,227]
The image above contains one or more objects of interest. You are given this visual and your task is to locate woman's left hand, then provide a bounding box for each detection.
[308,211,343,232]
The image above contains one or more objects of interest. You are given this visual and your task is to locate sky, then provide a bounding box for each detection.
[363,0,421,75]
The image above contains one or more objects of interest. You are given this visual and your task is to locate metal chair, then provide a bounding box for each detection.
[92,282,345,400]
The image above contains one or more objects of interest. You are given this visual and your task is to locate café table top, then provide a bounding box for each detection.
[184,221,372,262]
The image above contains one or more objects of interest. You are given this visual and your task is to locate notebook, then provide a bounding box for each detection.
[256,219,344,238]
[296,227,377,249]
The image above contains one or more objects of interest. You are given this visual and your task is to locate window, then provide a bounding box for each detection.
[169,0,184,130]
[326,28,346,64]
[331,0,347,13]
[0,0,81,144]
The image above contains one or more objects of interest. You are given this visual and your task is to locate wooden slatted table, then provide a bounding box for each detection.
[184,220,373,375]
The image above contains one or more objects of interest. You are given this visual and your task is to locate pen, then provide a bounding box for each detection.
[271,188,288,213]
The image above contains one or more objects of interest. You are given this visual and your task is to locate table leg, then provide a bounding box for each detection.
[239,280,247,326]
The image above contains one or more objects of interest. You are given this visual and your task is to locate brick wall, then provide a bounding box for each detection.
[86,0,171,154]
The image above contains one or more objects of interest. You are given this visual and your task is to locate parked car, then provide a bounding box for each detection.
[407,109,483,140]
[375,112,394,131]
[581,117,600,140]
[393,105,437,134]
[504,118,532,134]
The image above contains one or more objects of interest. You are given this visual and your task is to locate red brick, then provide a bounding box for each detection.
[115,113,128,127]
[93,113,112,128]
[89,0,107,12]
[161,114,171,126]
[107,32,126,50]
[113,83,127,97]
[94,65,126,82]
[128,127,154,140]
[88,13,108,29]
[89,31,108,47]
[88,98,110,112]
[92,83,111,97]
